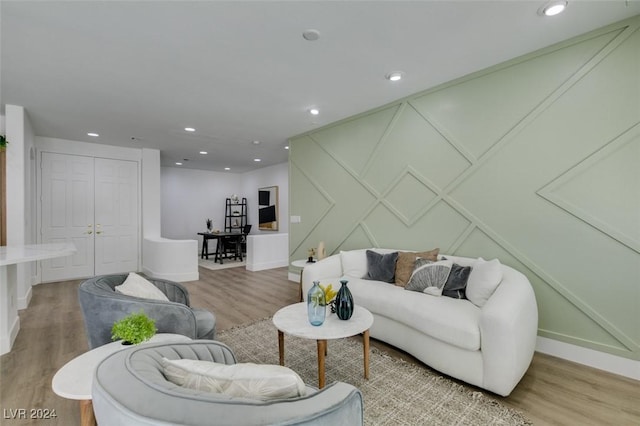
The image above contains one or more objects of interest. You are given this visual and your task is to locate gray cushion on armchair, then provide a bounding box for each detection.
[78,274,215,349]
[92,341,364,426]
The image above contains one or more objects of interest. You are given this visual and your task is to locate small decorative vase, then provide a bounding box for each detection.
[307,281,326,326]
[335,279,354,320]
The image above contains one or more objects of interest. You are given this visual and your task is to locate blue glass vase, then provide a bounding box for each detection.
[307,281,326,326]
[335,279,354,320]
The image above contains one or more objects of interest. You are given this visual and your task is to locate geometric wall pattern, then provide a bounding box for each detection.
[290,17,640,360]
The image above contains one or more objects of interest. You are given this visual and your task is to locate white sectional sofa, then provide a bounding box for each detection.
[301,248,538,396]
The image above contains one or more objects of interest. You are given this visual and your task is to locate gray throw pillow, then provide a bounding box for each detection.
[442,263,472,299]
[364,250,398,283]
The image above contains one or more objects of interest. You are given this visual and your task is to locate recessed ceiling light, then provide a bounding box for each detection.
[87,132,99,137]
[284,146,289,150]
[199,151,208,155]
[175,162,183,166]
[252,140,261,145]
[385,71,404,82]
[309,108,319,116]
[224,167,231,171]
[539,1,567,16]
[254,158,261,162]
[184,127,195,132]
[302,29,321,41]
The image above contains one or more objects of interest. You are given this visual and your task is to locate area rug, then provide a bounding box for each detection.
[198,257,246,271]
[217,319,532,426]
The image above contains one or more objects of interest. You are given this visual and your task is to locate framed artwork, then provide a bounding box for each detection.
[258,186,278,231]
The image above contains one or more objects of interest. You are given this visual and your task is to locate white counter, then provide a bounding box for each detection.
[1,243,76,354]
[0,243,76,266]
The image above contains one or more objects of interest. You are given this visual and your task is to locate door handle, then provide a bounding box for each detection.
[96,231,102,235]
[85,230,93,235]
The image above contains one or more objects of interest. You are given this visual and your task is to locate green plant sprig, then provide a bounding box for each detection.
[111,310,157,344]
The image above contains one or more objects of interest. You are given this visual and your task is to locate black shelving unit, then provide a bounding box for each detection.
[224,197,247,233]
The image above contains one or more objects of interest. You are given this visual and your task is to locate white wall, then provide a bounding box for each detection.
[161,162,289,252]
[241,162,289,234]
[141,148,161,238]
[246,233,289,271]
[160,167,242,251]
[6,105,36,308]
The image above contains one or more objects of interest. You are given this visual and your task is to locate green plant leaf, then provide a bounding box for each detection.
[111,310,157,344]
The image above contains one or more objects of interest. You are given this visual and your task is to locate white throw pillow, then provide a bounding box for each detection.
[161,358,307,401]
[340,249,369,278]
[465,258,503,307]
[115,272,169,301]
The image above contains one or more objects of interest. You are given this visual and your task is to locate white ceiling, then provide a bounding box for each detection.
[2,1,639,173]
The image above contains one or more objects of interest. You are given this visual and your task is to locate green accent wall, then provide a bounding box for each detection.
[289,16,640,361]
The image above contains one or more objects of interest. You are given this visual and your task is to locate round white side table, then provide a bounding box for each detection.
[52,333,190,426]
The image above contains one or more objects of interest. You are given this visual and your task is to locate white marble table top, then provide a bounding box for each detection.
[52,333,191,400]
[291,259,316,268]
[0,243,76,266]
[273,302,373,341]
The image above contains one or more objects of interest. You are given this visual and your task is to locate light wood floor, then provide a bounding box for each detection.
[1,266,638,425]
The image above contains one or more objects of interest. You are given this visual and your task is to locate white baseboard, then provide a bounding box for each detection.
[0,316,20,356]
[536,336,640,381]
[246,259,289,272]
[17,286,32,310]
[142,266,199,282]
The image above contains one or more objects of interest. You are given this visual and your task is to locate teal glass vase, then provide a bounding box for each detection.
[336,279,354,320]
[307,281,326,326]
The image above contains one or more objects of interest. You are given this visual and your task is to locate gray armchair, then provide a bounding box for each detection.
[78,274,215,349]
[92,341,364,425]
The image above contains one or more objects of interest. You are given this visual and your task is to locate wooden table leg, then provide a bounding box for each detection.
[215,238,224,264]
[79,400,96,426]
[363,329,370,380]
[201,237,207,259]
[317,339,327,389]
[298,269,304,302]
[278,330,285,366]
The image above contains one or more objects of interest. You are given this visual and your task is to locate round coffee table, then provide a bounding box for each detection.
[272,302,374,389]
[52,333,191,426]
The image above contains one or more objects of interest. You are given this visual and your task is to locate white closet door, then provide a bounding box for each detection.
[94,158,138,275]
[41,153,95,281]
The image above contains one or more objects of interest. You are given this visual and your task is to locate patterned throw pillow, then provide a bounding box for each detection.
[405,259,453,296]
[364,250,399,283]
[394,248,440,287]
